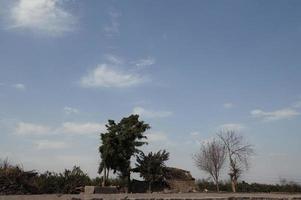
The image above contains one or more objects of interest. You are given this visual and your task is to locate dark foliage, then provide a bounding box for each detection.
[35,166,92,194]
[134,150,169,192]
[0,159,93,195]
[197,179,301,193]
[99,115,150,190]
[0,159,38,195]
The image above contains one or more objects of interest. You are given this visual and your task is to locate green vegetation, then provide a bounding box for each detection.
[134,150,169,192]
[1,157,301,194]
[0,159,93,195]
[0,159,38,194]
[35,166,91,194]
[197,179,301,193]
[99,114,150,191]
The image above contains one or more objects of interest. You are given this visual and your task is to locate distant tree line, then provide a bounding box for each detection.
[2,158,301,195]
[197,179,301,193]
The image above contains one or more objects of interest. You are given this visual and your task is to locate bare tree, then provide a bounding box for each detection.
[218,130,254,192]
[194,139,226,192]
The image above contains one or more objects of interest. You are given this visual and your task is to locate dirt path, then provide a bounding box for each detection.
[1,193,301,200]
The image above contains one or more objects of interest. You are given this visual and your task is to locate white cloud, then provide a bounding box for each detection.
[146,131,168,142]
[63,106,79,115]
[9,0,76,36]
[61,122,106,135]
[251,108,300,121]
[190,131,200,137]
[15,121,105,136]
[34,140,68,150]
[104,54,123,65]
[15,122,51,135]
[80,64,145,88]
[134,57,156,67]
[12,83,25,90]
[219,123,245,131]
[223,103,234,109]
[132,106,172,118]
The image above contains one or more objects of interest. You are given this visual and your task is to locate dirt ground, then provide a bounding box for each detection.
[1,193,301,200]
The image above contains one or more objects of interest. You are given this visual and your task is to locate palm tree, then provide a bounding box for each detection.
[135,150,169,193]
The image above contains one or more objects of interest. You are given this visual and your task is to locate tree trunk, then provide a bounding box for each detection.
[127,173,131,193]
[148,181,152,193]
[231,178,236,192]
[102,167,106,187]
[233,178,237,192]
[106,168,109,185]
[216,183,220,192]
[215,178,220,192]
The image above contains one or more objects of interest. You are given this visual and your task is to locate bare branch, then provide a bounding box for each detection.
[194,139,226,192]
[218,130,254,192]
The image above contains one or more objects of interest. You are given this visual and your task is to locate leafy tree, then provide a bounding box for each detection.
[135,150,169,192]
[194,139,226,192]
[99,120,120,186]
[99,115,150,191]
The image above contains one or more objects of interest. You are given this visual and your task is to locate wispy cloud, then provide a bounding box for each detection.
[104,10,120,37]
[60,122,106,135]
[80,64,145,88]
[190,131,200,137]
[8,0,76,36]
[12,83,25,90]
[15,121,105,136]
[133,57,156,68]
[219,123,245,131]
[251,108,300,121]
[34,140,68,150]
[104,54,124,65]
[132,106,172,118]
[63,106,79,115]
[146,131,168,142]
[223,102,234,109]
[15,122,51,135]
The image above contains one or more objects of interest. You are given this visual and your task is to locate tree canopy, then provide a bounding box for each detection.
[98,114,150,190]
[135,150,169,192]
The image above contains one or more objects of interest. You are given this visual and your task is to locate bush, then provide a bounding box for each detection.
[0,159,93,194]
[0,159,38,195]
[35,166,92,194]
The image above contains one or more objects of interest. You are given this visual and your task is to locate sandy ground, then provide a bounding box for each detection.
[1,193,301,200]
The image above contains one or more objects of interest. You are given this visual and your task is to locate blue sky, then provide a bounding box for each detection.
[0,0,301,184]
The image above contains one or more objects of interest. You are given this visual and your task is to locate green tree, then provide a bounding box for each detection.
[99,115,150,191]
[135,150,169,193]
[98,120,120,186]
